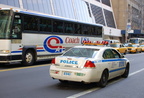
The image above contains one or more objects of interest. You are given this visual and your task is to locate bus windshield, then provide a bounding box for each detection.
[0,10,12,39]
[129,39,139,44]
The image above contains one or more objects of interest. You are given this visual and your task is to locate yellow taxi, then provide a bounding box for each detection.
[126,44,142,53]
[140,44,144,52]
[109,43,127,55]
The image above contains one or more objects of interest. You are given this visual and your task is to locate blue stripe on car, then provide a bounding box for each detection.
[109,67,126,73]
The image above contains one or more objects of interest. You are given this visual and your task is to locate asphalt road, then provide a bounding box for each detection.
[0,53,144,98]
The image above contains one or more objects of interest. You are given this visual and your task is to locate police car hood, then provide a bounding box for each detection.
[55,56,91,68]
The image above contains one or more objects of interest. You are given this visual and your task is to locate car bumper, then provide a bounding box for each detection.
[49,65,101,83]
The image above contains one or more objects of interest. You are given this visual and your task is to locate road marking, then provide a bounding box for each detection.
[67,68,144,98]
[0,64,50,72]
[129,68,144,76]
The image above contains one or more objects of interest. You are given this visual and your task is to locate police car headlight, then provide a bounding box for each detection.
[0,50,10,54]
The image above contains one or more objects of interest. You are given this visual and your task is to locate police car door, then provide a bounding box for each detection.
[103,49,118,79]
[111,49,126,76]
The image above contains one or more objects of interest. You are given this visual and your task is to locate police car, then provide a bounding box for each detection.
[49,45,130,87]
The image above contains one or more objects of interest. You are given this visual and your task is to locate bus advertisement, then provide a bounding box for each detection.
[0,8,103,65]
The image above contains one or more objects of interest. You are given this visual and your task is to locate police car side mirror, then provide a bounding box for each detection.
[121,55,125,58]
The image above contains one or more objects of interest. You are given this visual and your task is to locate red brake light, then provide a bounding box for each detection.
[51,58,55,64]
[84,60,96,68]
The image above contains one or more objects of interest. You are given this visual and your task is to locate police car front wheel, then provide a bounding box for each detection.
[122,64,129,78]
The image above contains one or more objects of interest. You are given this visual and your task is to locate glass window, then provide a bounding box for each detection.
[111,49,121,58]
[90,4,106,26]
[101,0,111,7]
[0,10,12,39]
[24,15,38,31]
[64,22,74,34]
[104,9,116,28]
[82,25,91,35]
[39,18,52,32]
[103,49,115,59]
[53,20,64,33]
[92,26,102,37]
[11,14,22,39]
[74,24,82,34]
[63,48,99,58]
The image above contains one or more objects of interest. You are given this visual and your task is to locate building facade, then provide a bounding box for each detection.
[0,0,122,41]
[111,0,144,42]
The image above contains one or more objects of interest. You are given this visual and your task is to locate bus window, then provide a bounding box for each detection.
[82,25,91,35]
[24,15,38,31]
[53,20,64,33]
[74,24,82,34]
[92,26,102,37]
[12,14,22,39]
[64,22,74,34]
[40,18,52,32]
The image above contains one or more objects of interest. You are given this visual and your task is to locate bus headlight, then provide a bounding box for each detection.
[0,50,10,54]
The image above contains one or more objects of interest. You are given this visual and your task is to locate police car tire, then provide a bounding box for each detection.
[98,70,108,87]
[122,64,129,78]
[22,50,34,66]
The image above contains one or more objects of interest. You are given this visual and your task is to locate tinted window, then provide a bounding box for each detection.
[39,18,52,32]
[53,20,64,33]
[24,15,38,31]
[64,22,74,33]
[74,24,82,34]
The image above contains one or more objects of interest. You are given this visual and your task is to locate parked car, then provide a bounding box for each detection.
[108,43,127,55]
[126,44,142,53]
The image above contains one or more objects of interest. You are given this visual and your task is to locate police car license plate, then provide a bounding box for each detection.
[63,71,71,76]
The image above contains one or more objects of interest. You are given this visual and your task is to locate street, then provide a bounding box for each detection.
[0,53,144,98]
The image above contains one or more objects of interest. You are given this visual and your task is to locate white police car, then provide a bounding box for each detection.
[49,46,130,87]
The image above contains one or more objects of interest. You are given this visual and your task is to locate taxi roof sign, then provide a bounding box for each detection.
[82,41,109,46]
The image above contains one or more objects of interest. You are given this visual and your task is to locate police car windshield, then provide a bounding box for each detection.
[109,44,119,47]
[63,48,99,58]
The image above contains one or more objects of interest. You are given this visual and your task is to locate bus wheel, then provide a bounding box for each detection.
[22,50,34,65]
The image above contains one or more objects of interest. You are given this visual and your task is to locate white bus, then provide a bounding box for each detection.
[128,38,144,44]
[0,8,103,65]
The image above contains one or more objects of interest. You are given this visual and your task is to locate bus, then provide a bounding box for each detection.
[0,8,103,65]
[128,38,144,45]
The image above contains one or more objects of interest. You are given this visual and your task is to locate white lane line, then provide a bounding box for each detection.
[67,87,101,98]
[67,68,144,98]
[129,68,144,76]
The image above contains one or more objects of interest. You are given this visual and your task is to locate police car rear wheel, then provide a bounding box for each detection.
[98,70,108,87]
